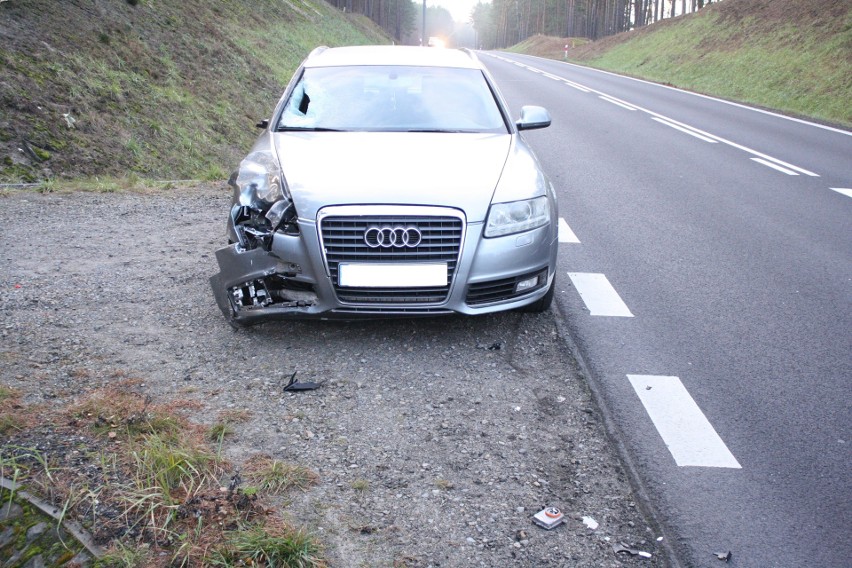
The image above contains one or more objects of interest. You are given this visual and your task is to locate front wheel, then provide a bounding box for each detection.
[519,274,555,313]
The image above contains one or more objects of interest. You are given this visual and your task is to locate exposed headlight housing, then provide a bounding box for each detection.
[230,150,296,251]
[235,150,288,209]
[484,196,550,237]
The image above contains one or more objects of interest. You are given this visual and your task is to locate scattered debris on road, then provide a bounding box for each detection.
[614,542,653,558]
[582,515,599,530]
[282,371,321,392]
[532,506,566,529]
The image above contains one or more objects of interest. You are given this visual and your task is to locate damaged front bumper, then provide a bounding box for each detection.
[209,230,331,326]
[210,212,557,326]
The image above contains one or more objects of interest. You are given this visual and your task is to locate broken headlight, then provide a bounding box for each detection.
[231,150,296,249]
[236,150,287,208]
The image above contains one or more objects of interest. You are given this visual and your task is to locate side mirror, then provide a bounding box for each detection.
[256,119,270,129]
[516,106,551,131]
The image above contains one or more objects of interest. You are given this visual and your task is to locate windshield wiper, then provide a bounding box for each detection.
[276,126,345,132]
[406,128,469,133]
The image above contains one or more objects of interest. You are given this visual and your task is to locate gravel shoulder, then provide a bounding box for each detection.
[0,185,666,567]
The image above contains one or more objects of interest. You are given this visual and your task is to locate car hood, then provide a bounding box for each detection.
[271,132,511,222]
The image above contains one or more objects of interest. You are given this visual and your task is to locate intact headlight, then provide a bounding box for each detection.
[484,196,550,237]
[235,150,288,208]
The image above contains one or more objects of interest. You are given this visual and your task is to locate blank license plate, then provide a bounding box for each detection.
[338,263,447,288]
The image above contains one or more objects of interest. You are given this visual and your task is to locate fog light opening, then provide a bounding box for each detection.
[515,271,545,294]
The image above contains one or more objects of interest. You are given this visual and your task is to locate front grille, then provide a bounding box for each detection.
[320,214,463,304]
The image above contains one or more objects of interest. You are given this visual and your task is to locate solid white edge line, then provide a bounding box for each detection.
[651,117,718,143]
[558,218,581,243]
[830,188,852,199]
[751,157,798,175]
[567,272,634,317]
[627,375,742,469]
[599,95,637,111]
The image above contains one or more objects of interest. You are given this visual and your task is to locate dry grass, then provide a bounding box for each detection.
[0,385,35,434]
[243,454,319,495]
[0,382,325,567]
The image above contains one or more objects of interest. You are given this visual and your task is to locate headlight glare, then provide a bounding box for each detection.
[484,196,550,237]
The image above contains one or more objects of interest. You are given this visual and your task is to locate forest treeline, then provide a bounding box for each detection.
[327,0,722,47]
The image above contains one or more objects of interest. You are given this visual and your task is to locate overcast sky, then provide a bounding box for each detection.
[433,0,487,24]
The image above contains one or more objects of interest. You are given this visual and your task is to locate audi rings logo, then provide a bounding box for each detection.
[364,225,422,248]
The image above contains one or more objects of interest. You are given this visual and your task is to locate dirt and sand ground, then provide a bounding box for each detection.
[0,185,668,566]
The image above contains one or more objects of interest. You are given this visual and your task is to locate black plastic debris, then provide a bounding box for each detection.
[283,371,321,392]
[227,471,242,493]
[613,543,652,559]
[714,551,732,563]
[487,341,503,351]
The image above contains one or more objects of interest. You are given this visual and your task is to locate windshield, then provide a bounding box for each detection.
[278,66,508,133]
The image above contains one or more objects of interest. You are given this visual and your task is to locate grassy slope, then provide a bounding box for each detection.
[509,0,851,127]
[0,0,390,183]
[508,35,591,61]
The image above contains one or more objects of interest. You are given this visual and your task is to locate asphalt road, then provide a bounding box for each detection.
[481,52,852,568]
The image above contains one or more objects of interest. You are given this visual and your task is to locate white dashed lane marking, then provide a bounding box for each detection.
[652,117,718,143]
[628,375,742,469]
[563,81,591,93]
[830,188,852,199]
[486,54,822,178]
[598,95,637,111]
[751,157,800,175]
[567,272,634,317]
[558,218,580,243]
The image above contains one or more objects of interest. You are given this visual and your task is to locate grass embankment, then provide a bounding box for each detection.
[506,35,590,60]
[0,0,390,184]
[512,0,851,127]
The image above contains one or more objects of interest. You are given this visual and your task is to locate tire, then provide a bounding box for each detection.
[519,274,555,313]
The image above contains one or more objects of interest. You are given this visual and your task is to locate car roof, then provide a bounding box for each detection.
[303,45,483,70]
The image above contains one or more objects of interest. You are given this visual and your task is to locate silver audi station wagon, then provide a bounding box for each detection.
[210,45,558,325]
